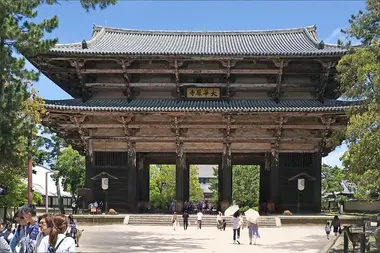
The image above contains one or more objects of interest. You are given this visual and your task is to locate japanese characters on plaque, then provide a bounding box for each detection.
[186,88,220,98]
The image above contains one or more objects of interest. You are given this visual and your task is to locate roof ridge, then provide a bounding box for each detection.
[92,24,318,35]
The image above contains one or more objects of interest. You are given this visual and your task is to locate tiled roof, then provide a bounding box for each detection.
[44,99,357,112]
[50,25,346,56]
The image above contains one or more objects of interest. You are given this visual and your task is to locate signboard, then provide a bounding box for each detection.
[101,178,109,190]
[298,178,305,191]
[186,88,220,98]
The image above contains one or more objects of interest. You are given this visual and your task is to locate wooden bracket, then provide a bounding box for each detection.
[169,60,184,99]
[221,60,236,99]
[69,115,89,155]
[271,116,288,167]
[319,117,336,153]
[170,116,186,156]
[272,60,288,103]
[118,115,136,148]
[119,60,133,99]
[70,60,92,100]
[318,61,334,102]
[221,114,236,143]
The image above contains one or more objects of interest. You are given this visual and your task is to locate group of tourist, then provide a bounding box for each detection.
[171,209,260,245]
[0,204,78,253]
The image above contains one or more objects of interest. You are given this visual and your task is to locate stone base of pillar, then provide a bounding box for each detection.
[220,200,232,213]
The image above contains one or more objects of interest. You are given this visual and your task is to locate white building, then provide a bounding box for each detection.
[32,165,72,208]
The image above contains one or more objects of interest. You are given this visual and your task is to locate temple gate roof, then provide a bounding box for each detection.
[50,25,345,57]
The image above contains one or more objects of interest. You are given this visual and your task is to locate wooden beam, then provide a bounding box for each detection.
[56,122,345,130]
[81,68,280,75]
[86,136,322,142]
[84,82,305,89]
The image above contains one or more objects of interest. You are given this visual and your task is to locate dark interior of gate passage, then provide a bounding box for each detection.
[87,152,321,213]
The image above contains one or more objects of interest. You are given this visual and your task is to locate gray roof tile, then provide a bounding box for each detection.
[44,99,357,112]
[51,25,346,56]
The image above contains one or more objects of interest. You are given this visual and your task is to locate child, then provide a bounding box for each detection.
[325,222,331,240]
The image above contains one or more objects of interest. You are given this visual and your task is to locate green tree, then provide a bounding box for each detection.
[53,146,85,201]
[0,0,116,206]
[209,165,260,208]
[189,165,204,203]
[337,0,380,199]
[321,164,345,209]
[149,165,204,209]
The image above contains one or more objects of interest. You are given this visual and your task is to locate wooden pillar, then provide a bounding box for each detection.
[270,153,279,204]
[137,155,149,212]
[312,153,322,213]
[127,145,137,213]
[84,155,94,206]
[217,162,223,212]
[221,143,232,212]
[176,144,188,212]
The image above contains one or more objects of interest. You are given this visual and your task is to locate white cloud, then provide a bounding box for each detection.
[324,28,344,44]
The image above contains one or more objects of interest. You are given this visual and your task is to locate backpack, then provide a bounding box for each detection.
[48,237,67,253]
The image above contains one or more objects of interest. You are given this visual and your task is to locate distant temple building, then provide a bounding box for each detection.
[28,25,355,213]
[197,165,217,200]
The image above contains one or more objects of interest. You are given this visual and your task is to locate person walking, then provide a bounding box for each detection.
[376,210,380,227]
[232,211,241,244]
[182,211,189,230]
[171,212,178,231]
[197,211,203,229]
[325,222,331,240]
[331,216,341,236]
[247,220,260,245]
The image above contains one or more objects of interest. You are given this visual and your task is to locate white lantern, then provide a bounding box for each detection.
[101,178,109,190]
[298,178,305,191]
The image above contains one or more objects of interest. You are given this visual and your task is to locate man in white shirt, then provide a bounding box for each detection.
[197,211,203,229]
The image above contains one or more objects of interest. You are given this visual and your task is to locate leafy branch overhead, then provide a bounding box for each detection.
[337,0,380,199]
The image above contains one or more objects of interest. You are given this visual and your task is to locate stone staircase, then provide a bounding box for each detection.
[127,214,281,227]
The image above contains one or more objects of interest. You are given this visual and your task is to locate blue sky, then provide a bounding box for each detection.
[31,1,366,167]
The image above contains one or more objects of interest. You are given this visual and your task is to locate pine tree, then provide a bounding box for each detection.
[0,0,116,204]
[337,0,380,199]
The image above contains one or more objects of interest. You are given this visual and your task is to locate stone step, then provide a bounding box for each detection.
[127,215,281,227]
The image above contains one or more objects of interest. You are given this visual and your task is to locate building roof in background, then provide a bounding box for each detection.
[49,25,346,56]
[197,165,217,178]
[32,165,71,197]
[200,183,213,194]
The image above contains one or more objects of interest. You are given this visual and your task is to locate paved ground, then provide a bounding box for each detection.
[77,224,333,253]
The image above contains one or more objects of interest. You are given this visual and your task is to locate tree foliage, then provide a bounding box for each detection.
[0,0,115,206]
[149,164,203,209]
[209,165,260,208]
[53,146,85,198]
[337,0,380,199]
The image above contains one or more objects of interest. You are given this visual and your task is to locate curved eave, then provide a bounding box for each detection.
[45,50,347,58]
[43,104,357,113]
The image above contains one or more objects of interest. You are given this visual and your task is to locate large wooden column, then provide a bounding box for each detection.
[312,153,322,212]
[220,143,232,212]
[176,144,189,213]
[127,144,137,212]
[137,155,150,212]
[84,155,94,206]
